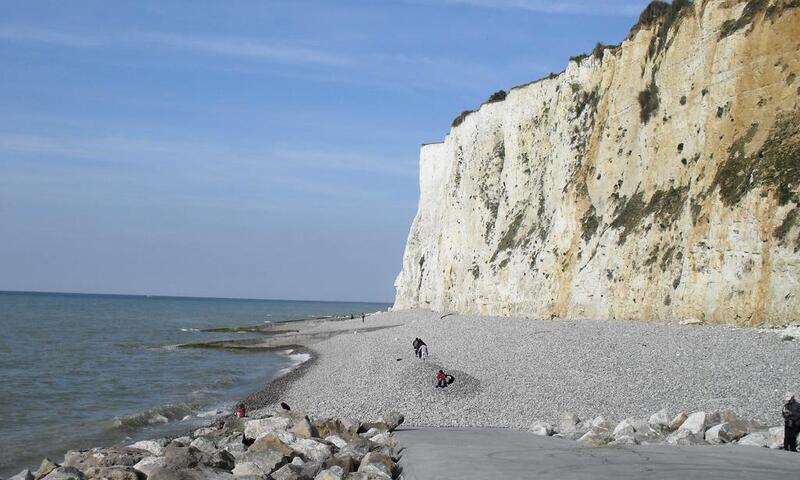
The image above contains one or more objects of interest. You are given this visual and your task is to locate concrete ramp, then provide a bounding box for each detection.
[396,427,800,480]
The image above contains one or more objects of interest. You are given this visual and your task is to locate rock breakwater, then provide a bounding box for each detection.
[6,410,406,480]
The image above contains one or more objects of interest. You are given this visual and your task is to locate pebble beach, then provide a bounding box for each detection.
[247,310,800,429]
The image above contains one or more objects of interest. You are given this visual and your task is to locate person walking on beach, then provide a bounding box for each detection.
[361,313,365,323]
[783,392,800,452]
[413,338,428,359]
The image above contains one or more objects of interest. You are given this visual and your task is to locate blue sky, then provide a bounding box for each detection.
[0,0,646,302]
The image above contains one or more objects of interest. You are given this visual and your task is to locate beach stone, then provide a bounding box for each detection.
[768,426,785,449]
[577,429,612,446]
[148,466,233,480]
[665,429,705,446]
[559,413,582,432]
[250,433,294,456]
[163,445,234,471]
[83,466,140,480]
[325,436,348,449]
[193,428,217,438]
[633,426,664,444]
[738,431,770,447]
[358,452,395,477]
[377,412,404,432]
[324,454,354,475]
[223,417,246,435]
[289,418,318,439]
[269,465,301,480]
[705,424,735,444]
[648,410,671,431]
[338,419,360,436]
[190,437,218,455]
[613,419,636,438]
[298,462,324,479]
[244,417,292,440]
[127,440,167,457]
[719,410,750,435]
[353,465,391,480]
[679,412,707,435]
[668,412,689,432]
[42,467,86,480]
[9,470,34,480]
[35,458,60,480]
[170,437,192,447]
[530,421,554,436]
[230,462,264,478]
[132,457,166,477]
[608,435,638,446]
[314,466,344,480]
[65,448,147,469]
[368,432,395,446]
[290,438,332,463]
[241,447,291,474]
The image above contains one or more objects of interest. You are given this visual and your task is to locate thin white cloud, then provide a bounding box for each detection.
[404,0,646,16]
[0,26,103,47]
[133,32,353,67]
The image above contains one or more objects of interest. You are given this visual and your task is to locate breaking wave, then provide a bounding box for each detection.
[111,402,199,430]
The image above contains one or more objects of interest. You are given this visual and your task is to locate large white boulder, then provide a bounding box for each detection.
[678,412,707,435]
[738,431,770,448]
[289,439,331,463]
[648,410,670,431]
[530,421,554,437]
[244,417,292,440]
[127,440,167,457]
[132,457,166,477]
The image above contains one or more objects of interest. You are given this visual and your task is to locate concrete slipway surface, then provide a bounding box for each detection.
[396,427,800,480]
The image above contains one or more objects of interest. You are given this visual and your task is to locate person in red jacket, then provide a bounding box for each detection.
[435,370,448,388]
[235,403,247,418]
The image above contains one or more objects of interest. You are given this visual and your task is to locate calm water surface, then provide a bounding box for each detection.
[0,291,389,476]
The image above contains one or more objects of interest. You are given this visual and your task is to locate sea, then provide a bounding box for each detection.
[0,291,390,477]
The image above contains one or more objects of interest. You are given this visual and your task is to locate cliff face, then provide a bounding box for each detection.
[394,0,800,325]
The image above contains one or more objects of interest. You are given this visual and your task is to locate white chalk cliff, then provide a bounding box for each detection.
[394,0,800,325]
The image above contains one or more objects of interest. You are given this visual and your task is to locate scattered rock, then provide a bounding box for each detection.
[83,466,140,480]
[668,412,688,431]
[190,437,218,455]
[314,466,345,480]
[325,436,348,450]
[244,418,293,441]
[289,438,332,463]
[768,426,785,449]
[289,418,319,439]
[127,440,167,457]
[613,419,636,438]
[678,412,707,435]
[377,412,404,432]
[530,421,554,436]
[665,429,705,446]
[64,448,147,470]
[35,458,60,480]
[648,410,670,431]
[9,470,34,480]
[42,467,86,480]
[132,457,166,477]
[738,431,770,448]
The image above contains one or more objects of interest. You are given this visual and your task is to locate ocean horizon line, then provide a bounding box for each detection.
[0,289,393,306]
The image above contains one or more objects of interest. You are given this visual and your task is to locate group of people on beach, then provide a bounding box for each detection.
[349,313,366,323]
[412,337,454,388]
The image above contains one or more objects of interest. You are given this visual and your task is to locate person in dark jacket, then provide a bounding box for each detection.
[783,392,800,452]
[412,338,426,358]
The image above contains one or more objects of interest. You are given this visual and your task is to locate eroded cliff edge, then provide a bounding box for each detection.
[394,0,800,325]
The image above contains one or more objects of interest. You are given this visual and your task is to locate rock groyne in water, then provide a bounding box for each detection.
[394,0,800,325]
